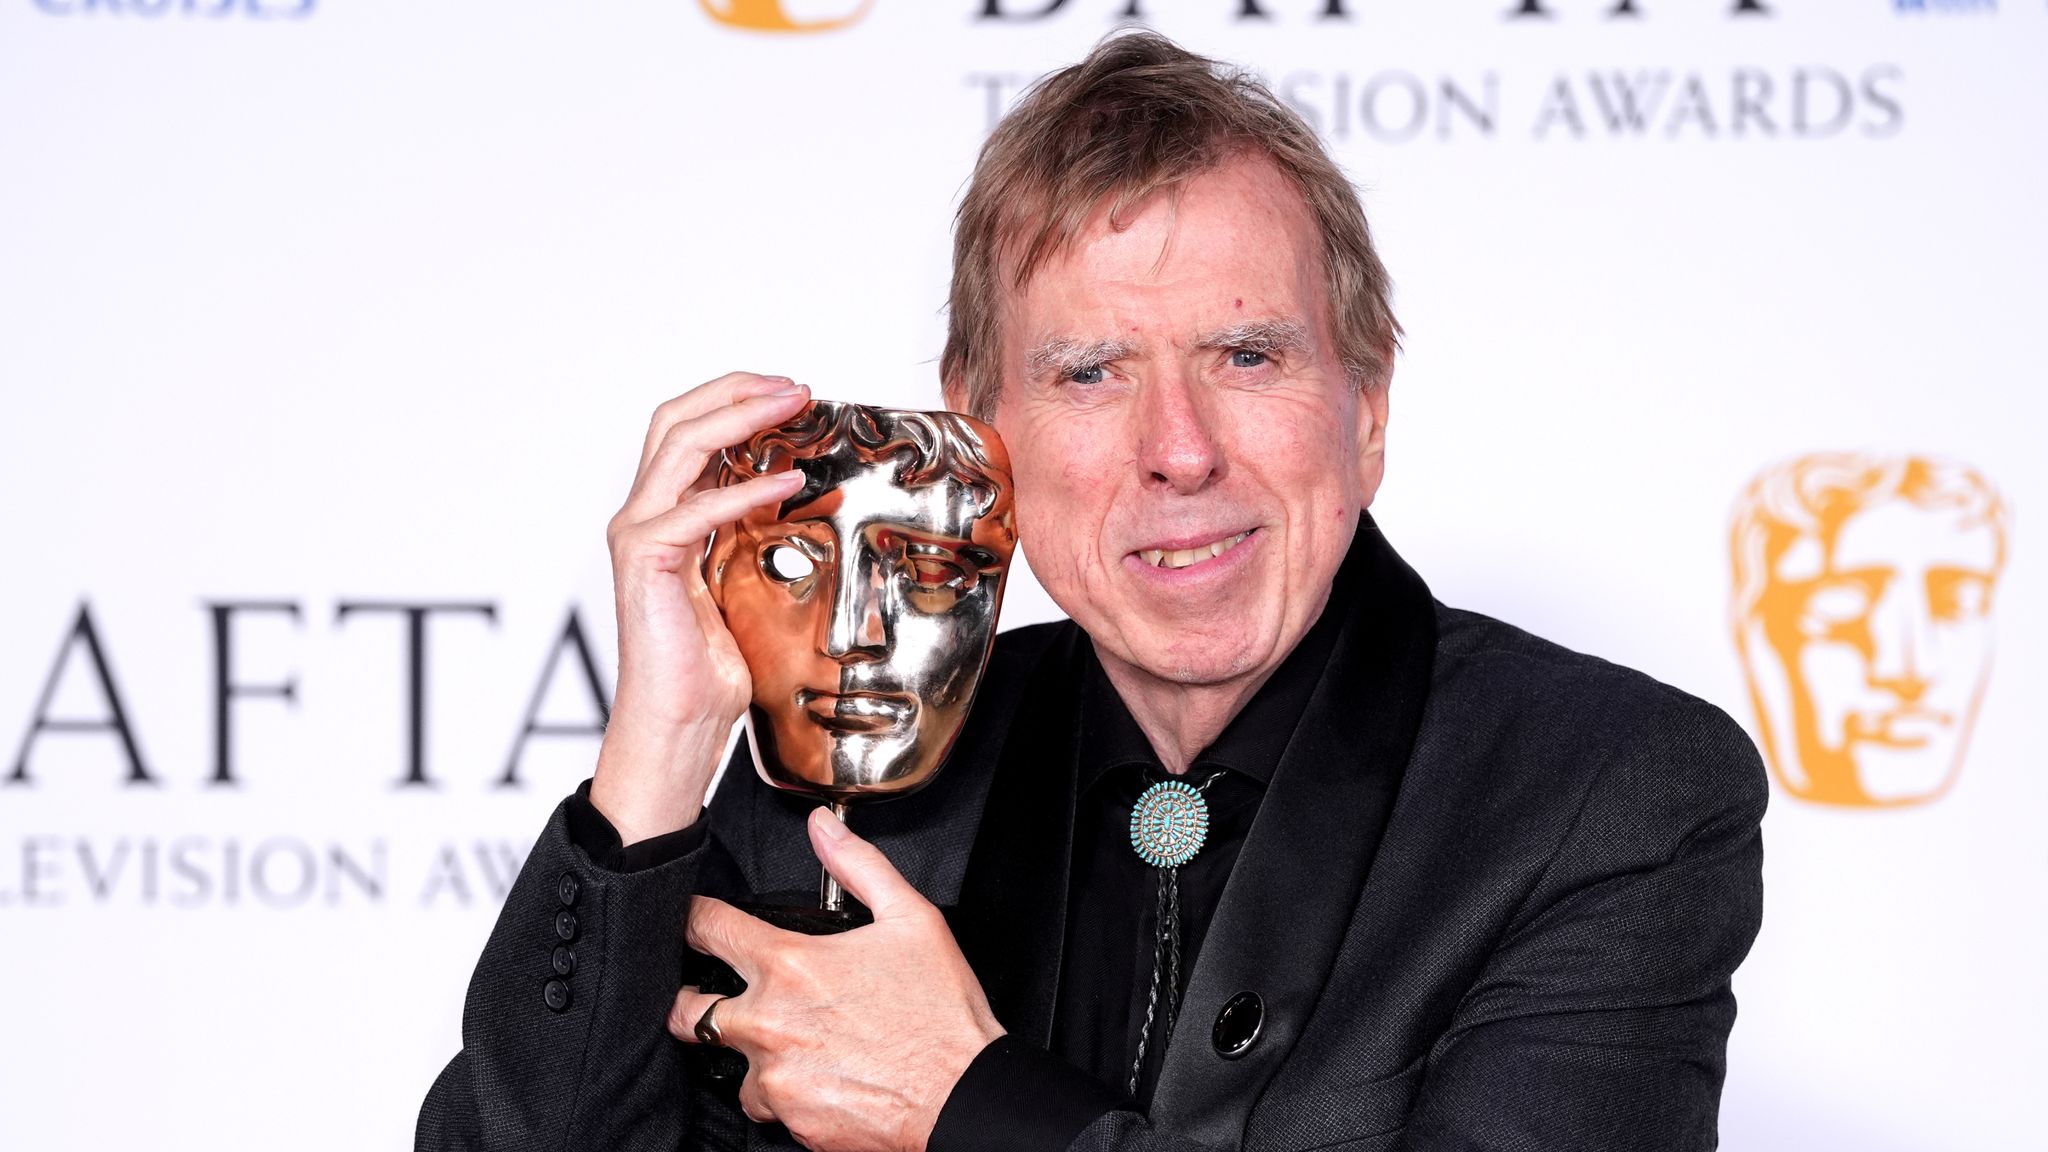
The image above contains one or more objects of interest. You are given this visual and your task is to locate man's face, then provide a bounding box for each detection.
[974,156,1385,695]
[711,447,1011,800]
[1750,501,2001,805]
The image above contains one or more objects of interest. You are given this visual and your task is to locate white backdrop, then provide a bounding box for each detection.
[2,2,2042,1149]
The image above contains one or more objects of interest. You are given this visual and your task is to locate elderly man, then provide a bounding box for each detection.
[419,31,1764,1152]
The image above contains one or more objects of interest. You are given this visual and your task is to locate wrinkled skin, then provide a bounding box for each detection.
[966,154,1387,770]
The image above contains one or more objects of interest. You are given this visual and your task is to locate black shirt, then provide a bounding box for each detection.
[1053,599,1344,1111]
[929,592,1350,1151]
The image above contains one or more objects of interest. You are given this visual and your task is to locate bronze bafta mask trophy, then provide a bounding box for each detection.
[704,400,1018,929]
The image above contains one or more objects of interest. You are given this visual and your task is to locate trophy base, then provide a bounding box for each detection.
[683,891,872,995]
[679,892,872,1091]
[744,893,874,935]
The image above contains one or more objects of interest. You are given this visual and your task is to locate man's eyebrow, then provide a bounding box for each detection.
[1023,336,1138,380]
[1194,319,1314,356]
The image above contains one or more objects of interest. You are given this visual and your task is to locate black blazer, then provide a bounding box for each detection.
[418,528,1766,1151]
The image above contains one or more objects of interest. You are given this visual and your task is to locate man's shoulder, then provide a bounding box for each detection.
[1409,604,1767,951]
[1421,602,1765,809]
[1430,602,1724,725]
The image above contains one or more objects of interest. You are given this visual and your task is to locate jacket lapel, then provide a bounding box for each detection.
[947,624,1088,1047]
[1148,523,1438,1148]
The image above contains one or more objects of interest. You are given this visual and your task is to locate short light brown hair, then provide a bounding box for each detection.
[941,29,1400,421]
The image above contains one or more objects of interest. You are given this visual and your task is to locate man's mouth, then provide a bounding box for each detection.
[798,690,916,734]
[1136,529,1255,571]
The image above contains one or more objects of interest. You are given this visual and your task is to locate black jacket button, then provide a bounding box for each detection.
[1213,991,1264,1058]
[554,910,579,942]
[544,979,571,1012]
[556,873,580,907]
[551,945,576,977]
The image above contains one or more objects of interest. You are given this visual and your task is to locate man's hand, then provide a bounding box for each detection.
[591,373,811,845]
[673,807,1007,1152]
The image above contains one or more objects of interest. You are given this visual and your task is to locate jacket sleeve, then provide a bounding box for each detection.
[1054,693,1767,1152]
[415,789,712,1152]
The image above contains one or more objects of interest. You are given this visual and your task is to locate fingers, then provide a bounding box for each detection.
[669,985,735,1046]
[623,380,810,527]
[737,1078,776,1128]
[636,372,795,476]
[621,471,804,563]
[667,987,778,1125]
[808,806,929,922]
[685,895,794,985]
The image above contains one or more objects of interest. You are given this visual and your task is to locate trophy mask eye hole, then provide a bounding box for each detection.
[763,542,819,584]
[905,548,966,590]
[897,540,1000,614]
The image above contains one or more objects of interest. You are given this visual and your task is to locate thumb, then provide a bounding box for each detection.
[809,806,923,920]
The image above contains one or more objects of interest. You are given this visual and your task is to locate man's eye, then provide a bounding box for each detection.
[763,544,816,583]
[1068,364,1107,386]
[1229,349,1268,369]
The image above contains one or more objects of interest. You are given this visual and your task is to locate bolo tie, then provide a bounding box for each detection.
[1125,769,1226,1099]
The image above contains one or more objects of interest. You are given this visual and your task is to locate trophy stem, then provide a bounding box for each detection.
[819,801,851,912]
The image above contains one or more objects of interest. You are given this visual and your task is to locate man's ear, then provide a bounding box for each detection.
[1354,363,1392,506]
[940,371,970,418]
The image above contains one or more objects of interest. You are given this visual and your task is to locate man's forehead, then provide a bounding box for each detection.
[998,158,1326,324]
[999,153,1316,283]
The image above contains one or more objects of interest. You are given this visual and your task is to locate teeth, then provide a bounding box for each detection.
[1140,531,1251,570]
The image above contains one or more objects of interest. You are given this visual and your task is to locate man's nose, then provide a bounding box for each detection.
[823,550,890,662]
[1135,370,1224,494]
[1866,583,1932,703]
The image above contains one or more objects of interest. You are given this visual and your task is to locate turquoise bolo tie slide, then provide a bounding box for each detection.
[1130,779,1212,868]
[1125,773,1220,1098]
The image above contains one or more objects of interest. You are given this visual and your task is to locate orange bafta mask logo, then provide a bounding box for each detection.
[1729,454,2010,808]
[696,0,874,32]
